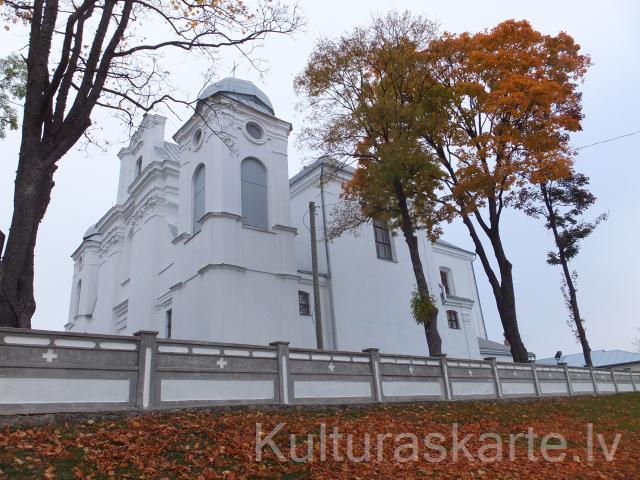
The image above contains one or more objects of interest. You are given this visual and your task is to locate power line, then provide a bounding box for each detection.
[576,130,640,150]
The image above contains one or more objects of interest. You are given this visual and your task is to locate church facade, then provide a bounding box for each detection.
[66,78,506,360]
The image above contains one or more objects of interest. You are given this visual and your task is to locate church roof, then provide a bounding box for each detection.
[478,337,512,356]
[155,142,180,163]
[198,77,274,116]
[538,350,640,367]
[434,239,475,256]
[83,225,101,240]
[290,157,478,258]
[289,156,355,187]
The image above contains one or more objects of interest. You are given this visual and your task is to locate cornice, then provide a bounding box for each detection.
[432,242,475,260]
[198,263,247,275]
[443,294,475,309]
[272,224,297,234]
[200,211,242,222]
[127,159,180,197]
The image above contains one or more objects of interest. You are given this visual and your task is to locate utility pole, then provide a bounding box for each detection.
[309,201,324,349]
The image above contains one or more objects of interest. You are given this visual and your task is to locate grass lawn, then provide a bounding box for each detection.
[0,393,639,479]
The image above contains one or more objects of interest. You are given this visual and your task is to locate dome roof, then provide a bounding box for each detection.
[198,77,274,115]
[83,224,101,240]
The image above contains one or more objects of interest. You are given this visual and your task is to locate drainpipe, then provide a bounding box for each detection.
[471,254,489,339]
[320,162,338,349]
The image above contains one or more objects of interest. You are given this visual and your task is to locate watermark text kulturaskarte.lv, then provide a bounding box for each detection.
[255,423,621,464]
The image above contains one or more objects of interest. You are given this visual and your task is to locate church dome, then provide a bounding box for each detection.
[198,77,274,116]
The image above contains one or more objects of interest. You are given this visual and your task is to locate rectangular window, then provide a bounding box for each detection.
[166,309,172,339]
[373,219,393,260]
[447,310,460,329]
[298,291,311,316]
[440,270,451,296]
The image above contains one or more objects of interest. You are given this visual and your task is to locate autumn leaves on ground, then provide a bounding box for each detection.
[0,394,639,479]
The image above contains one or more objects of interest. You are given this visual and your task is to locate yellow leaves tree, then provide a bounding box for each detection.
[296,12,450,355]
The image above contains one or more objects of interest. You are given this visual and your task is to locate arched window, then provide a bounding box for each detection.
[241,158,268,229]
[75,280,82,316]
[193,164,206,234]
[135,156,143,177]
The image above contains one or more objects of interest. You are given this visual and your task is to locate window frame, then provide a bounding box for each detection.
[373,219,393,261]
[135,156,143,177]
[192,128,204,151]
[298,291,311,316]
[74,280,82,316]
[246,121,264,140]
[165,309,173,339]
[447,310,460,330]
[192,164,206,234]
[440,269,451,296]
[240,157,268,230]
[243,120,267,144]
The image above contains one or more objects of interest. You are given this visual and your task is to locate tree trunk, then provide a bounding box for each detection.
[461,214,529,363]
[0,149,56,329]
[488,229,529,363]
[541,185,592,367]
[430,144,527,362]
[561,264,592,367]
[393,178,442,356]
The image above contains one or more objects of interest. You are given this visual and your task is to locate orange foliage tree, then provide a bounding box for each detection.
[421,20,591,362]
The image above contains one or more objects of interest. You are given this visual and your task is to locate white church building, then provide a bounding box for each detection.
[66,78,509,361]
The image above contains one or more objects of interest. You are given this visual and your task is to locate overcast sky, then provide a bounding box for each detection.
[0,0,638,359]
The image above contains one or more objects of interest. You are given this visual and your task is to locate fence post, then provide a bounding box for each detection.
[486,357,502,399]
[610,369,619,393]
[630,371,637,392]
[589,366,600,395]
[134,330,158,410]
[529,361,542,397]
[439,355,452,400]
[270,341,290,405]
[363,348,382,403]
[560,363,573,396]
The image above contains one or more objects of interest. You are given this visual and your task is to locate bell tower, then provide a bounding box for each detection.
[167,78,307,346]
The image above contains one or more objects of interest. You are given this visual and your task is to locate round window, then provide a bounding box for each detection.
[245,121,264,140]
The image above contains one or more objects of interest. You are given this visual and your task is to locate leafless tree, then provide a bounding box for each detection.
[0,0,303,328]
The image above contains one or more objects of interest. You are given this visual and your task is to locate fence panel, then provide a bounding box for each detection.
[613,371,634,392]
[568,368,596,394]
[0,327,139,414]
[535,366,571,395]
[379,354,445,402]
[155,338,279,407]
[447,360,496,399]
[287,348,375,405]
[593,370,617,393]
[497,363,538,397]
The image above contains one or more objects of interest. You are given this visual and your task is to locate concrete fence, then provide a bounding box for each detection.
[0,327,638,415]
